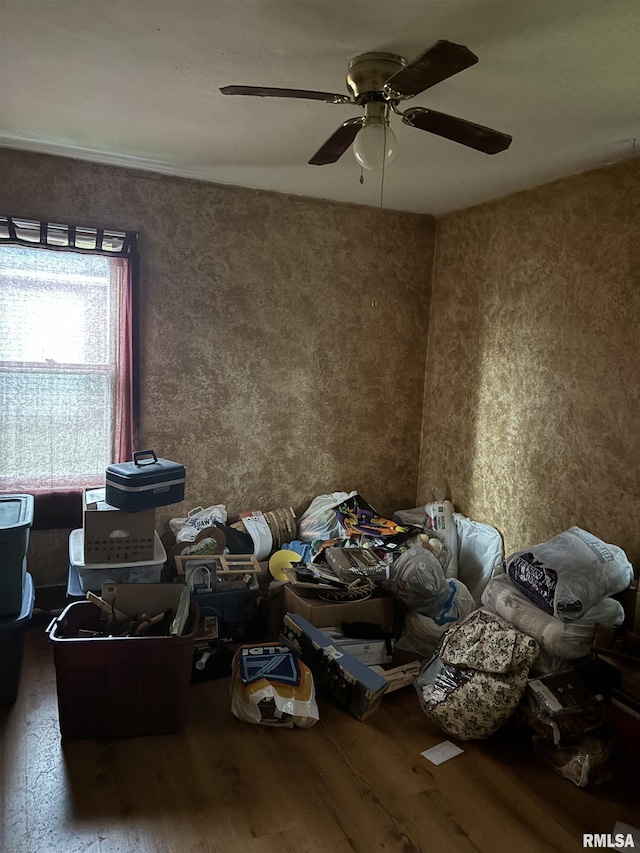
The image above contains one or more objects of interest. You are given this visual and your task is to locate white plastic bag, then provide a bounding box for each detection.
[425,496,458,578]
[298,491,357,542]
[506,527,633,620]
[383,547,451,616]
[392,506,428,529]
[454,513,504,605]
[397,578,477,657]
[481,573,625,659]
[169,505,227,543]
[230,644,319,728]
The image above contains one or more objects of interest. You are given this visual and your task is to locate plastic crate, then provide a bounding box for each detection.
[0,494,34,617]
[192,578,260,642]
[0,572,35,704]
[48,600,197,739]
[69,528,166,592]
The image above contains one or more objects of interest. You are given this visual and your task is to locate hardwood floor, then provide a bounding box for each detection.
[1,624,639,853]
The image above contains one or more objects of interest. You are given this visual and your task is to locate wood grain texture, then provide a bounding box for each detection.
[2,626,639,853]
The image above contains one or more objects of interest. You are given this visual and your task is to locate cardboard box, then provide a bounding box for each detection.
[616,568,640,634]
[83,487,155,563]
[100,582,185,618]
[282,584,394,631]
[333,636,393,666]
[280,613,388,721]
[597,654,640,704]
[323,628,393,666]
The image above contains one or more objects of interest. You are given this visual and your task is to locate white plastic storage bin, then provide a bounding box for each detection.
[69,528,166,593]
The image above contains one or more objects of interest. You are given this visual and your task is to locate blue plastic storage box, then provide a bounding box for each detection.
[105,450,185,512]
[0,494,34,618]
[0,572,35,704]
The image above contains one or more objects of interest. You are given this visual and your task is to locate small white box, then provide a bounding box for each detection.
[333,635,393,666]
[69,528,166,592]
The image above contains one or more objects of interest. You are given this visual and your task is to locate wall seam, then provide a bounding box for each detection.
[415,215,440,506]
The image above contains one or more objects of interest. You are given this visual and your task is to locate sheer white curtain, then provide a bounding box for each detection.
[0,232,137,537]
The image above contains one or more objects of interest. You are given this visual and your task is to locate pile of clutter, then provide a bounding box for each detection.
[278,491,503,650]
[166,488,637,787]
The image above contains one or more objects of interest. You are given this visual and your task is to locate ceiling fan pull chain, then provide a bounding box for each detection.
[359,168,364,185]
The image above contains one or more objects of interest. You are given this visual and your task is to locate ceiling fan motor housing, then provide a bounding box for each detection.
[346,52,406,103]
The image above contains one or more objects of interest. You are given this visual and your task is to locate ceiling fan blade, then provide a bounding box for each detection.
[402,107,512,154]
[384,41,478,99]
[220,85,352,105]
[309,117,365,165]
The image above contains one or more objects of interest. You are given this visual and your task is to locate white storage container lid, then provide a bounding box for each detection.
[69,528,167,570]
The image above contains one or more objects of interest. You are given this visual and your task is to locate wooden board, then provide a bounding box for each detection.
[175,553,262,577]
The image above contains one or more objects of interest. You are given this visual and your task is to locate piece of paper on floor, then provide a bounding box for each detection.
[421,741,464,765]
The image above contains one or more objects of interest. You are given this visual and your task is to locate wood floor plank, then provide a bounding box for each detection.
[1,625,639,853]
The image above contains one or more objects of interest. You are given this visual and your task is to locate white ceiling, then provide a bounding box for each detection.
[1,0,639,215]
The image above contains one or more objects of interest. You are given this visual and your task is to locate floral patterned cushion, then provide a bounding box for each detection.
[416,610,539,740]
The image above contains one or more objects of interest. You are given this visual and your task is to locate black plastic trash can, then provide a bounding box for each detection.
[0,572,35,704]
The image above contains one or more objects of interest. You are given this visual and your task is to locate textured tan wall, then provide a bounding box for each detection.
[0,149,435,585]
[419,157,640,565]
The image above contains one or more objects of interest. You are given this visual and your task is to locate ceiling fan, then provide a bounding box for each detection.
[220,40,512,171]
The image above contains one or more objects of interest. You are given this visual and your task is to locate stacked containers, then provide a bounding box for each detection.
[0,494,35,705]
[0,494,34,617]
[0,573,35,704]
[69,527,167,593]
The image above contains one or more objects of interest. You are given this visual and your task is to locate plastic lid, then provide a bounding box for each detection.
[0,494,34,533]
[68,528,167,569]
[0,573,35,628]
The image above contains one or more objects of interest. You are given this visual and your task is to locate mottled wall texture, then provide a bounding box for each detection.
[0,149,435,585]
[419,157,640,565]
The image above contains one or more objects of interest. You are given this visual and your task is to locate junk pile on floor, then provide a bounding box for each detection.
[11,453,638,787]
[258,491,637,785]
[477,527,635,784]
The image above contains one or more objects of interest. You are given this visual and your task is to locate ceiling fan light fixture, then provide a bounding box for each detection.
[222,40,513,166]
[353,121,397,171]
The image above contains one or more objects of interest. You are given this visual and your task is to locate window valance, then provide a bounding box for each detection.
[0,215,137,257]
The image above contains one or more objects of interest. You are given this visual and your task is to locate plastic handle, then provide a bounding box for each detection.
[195,651,213,671]
[45,616,59,636]
[133,449,158,467]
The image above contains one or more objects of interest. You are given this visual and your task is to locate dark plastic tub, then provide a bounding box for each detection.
[48,600,197,739]
[193,582,260,642]
[0,494,34,617]
[0,572,35,704]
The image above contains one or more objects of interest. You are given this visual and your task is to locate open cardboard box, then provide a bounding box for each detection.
[83,487,155,563]
[279,613,389,721]
[282,584,394,631]
[101,582,184,617]
[100,582,193,636]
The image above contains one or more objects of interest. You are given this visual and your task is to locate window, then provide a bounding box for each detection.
[0,217,138,516]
